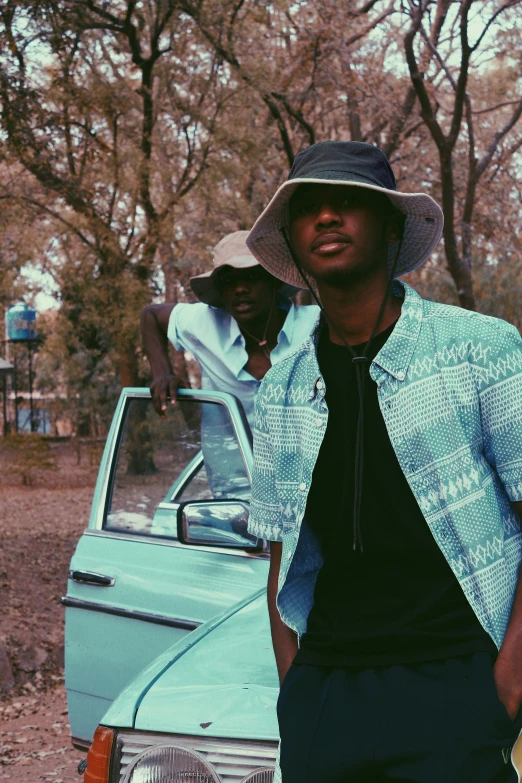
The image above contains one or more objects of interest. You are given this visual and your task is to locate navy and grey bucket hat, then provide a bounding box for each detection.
[247,141,444,287]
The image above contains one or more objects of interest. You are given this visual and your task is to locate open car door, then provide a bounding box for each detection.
[63,388,269,749]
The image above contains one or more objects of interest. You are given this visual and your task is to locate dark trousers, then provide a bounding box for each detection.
[277,652,522,782]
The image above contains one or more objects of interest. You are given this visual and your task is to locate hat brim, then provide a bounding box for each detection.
[190,262,300,307]
[246,177,444,288]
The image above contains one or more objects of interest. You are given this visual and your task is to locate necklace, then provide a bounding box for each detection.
[239,287,276,359]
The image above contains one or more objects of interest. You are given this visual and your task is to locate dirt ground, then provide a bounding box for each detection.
[0,686,85,781]
[0,440,99,781]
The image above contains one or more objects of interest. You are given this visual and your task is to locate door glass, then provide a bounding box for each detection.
[104,397,249,538]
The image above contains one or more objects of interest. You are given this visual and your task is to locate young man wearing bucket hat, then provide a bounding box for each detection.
[246,141,522,782]
[140,230,319,431]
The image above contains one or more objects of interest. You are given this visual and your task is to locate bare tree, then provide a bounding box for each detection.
[178,0,396,164]
[404,0,522,309]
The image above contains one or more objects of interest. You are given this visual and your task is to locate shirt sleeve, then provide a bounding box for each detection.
[166,303,188,352]
[247,387,284,542]
[478,321,522,502]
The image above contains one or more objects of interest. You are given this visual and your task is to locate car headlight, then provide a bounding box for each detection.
[122,744,220,783]
[113,732,277,783]
[241,772,274,783]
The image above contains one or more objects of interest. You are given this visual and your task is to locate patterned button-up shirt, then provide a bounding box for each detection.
[248,282,522,652]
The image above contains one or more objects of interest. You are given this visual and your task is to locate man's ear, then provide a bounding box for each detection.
[386,211,406,243]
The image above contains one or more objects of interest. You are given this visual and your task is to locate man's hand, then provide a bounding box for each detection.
[494,642,522,720]
[150,372,184,418]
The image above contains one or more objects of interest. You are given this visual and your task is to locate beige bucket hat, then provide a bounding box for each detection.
[246,141,444,288]
[190,231,298,307]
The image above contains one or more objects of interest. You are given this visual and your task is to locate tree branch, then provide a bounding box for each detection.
[271,92,315,144]
[357,0,382,13]
[228,0,246,49]
[476,96,522,179]
[178,0,295,164]
[404,0,446,151]
[345,2,395,47]
[419,23,457,91]
[0,194,97,253]
[470,0,521,52]
[446,0,473,149]
[472,100,522,115]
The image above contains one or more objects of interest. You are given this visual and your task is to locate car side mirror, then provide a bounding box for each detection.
[177,500,262,550]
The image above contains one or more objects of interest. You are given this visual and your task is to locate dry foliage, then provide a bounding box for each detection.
[0,0,521,431]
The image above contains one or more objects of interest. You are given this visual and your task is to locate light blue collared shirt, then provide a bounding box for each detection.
[167,300,320,430]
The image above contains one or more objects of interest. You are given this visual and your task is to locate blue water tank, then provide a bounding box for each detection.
[6,303,37,342]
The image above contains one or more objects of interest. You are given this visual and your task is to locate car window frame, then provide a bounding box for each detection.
[85,387,268,556]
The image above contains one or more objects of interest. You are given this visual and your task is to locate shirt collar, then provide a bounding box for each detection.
[372,282,424,381]
[224,312,242,353]
[277,300,295,346]
[305,280,423,382]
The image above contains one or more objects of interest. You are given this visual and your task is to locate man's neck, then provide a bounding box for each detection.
[317,276,402,346]
[239,305,287,355]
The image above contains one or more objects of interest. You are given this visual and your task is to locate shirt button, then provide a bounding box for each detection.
[299,482,307,491]
[308,392,315,401]
[397,371,405,380]
[316,379,324,390]
[316,418,324,427]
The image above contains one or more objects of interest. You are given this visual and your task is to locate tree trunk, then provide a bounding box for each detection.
[158,238,192,389]
[119,346,140,387]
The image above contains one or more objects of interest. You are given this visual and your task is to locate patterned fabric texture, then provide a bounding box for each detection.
[248,282,522,653]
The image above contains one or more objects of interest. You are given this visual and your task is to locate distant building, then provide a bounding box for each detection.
[0,358,14,377]
[7,390,72,436]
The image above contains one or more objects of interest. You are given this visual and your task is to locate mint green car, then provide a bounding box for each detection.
[63,389,278,782]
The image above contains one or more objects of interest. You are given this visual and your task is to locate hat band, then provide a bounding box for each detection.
[289,168,396,191]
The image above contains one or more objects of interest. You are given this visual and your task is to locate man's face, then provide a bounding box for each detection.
[288,184,400,286]
[216,265,276,324]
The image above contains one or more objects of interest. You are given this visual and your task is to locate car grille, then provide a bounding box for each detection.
[113,731,278,782]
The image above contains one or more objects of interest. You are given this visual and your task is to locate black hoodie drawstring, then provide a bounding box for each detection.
[279,227,404,552]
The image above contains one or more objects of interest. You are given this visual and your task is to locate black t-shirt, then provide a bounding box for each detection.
[294,319,496,667]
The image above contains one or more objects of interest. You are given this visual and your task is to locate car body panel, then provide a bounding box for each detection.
[100,588,273,730]
[133,594,279,741]
[66,537,269,740]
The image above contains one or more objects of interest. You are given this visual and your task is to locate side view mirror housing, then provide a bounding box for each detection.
[177,500,262,550]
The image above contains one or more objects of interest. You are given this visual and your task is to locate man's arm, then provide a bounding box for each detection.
[495,498,522,719]
[267,542,298,685]
[140,303,183,417]
[247,385,298,684]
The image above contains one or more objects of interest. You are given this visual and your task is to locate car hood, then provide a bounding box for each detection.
[133,592,280,741]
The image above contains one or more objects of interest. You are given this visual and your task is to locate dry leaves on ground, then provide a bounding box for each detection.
[0,681,86,781]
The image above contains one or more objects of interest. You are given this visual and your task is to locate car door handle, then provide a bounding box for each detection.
[69,570,116,587]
